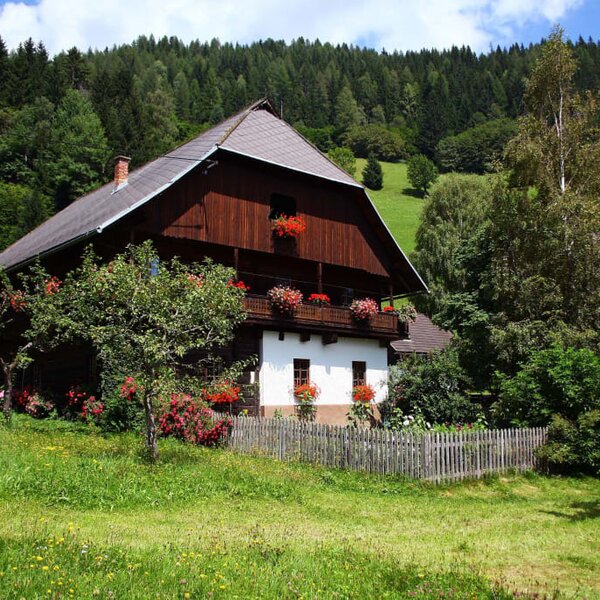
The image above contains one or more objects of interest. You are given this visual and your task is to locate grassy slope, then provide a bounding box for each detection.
[355,158,424,256]
[1,418,599,599]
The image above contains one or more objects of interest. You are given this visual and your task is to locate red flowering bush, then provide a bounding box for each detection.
[271,214,307,238]
[350,298,379,321]
[267,286,303,316]
[227,279,250,292]
[25,393,54,419]
[307,293,331,306]
[159,393,231,447]
[120,376,141,402]
[82,396,105,422]
[14,385,34,409]
[202,381,241,404]
[352,384,375,403]
[383,305,396,313]
[383,304,417,321]
[8,290,26,312]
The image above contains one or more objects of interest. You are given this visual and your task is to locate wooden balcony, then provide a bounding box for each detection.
[243,295,406,339]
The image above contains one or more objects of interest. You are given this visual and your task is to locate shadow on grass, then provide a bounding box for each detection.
[402,187,425,198]
[543,500,600,522]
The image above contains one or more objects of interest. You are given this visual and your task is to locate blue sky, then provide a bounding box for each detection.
[0,0,599,56]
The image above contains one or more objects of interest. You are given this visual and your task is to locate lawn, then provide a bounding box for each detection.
[355,159,425,256]
[1,417,599,599]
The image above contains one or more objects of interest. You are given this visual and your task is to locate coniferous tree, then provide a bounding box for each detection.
[362,153,383,190]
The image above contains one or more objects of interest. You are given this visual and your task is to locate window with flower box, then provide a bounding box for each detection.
[352,361,366,387]
[293,359,310,387]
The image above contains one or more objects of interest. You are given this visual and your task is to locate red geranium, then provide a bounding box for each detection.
[271,214,307,238]
[202,381,241,404]
[9,291,26,312]
[352,384,375,403]
[307,293,330,306]
[227,279,250,292]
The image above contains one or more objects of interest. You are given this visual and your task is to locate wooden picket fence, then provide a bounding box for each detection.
[223,416,547,483]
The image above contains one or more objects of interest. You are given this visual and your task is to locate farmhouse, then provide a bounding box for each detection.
[0,99,427,424]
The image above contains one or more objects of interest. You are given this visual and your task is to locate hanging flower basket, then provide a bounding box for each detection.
[383,303,417,322]
[307,293,331,306]
[350,298,379,322]
[267,286,303,316]
[271,214,307,238]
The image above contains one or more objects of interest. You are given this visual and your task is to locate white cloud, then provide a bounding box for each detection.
[0,0,584,55]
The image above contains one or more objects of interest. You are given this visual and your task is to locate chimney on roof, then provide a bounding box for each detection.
[113,155,131,191]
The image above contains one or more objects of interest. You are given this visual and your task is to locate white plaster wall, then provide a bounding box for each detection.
[259,331,388,406]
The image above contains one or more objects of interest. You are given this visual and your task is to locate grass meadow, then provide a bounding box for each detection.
[0,417,599,599]
[355,159,425,256]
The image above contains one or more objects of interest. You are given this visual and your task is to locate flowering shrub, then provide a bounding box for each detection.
[81,396,105,422]
[8,290,26,312]
[384,408,488,433]
[186,273,204,288]
[294,382,319,421]
[271,214,307,238]
[25,393,54,419]
[352,384,375,403]
[267,286,303,316]
[14,385,35,409]
[120,376,141,402]
[202,381,241,405]
[44,276,61,295]
[159,393,231,447]
[307,293,331,306]
[350,298,379,321]
[227,279,250,292]
[383,305,396,313]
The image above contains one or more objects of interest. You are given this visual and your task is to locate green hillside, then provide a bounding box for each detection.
[356,159,424,256]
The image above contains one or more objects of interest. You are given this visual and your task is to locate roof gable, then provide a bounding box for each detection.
[0,100,358,271]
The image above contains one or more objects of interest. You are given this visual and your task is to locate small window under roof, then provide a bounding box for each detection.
[269,193,296,220]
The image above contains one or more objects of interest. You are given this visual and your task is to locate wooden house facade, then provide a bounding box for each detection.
[0,99,427,424]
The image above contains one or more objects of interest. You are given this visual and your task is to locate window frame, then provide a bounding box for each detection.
[352,360,367,388]
[293,358,310,387]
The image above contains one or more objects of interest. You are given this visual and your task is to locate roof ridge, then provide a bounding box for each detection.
[217,97,275,146]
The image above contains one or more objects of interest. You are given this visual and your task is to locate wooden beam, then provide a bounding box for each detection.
[389,283,394,308]
[317,262,323,294]
[233,247,239,275]
[300,332,311,342]
[322,333,338,345]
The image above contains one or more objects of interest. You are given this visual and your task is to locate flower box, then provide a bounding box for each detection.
[271,214,307,238]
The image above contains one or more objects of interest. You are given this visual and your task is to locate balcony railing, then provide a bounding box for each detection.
[243,295,407,338]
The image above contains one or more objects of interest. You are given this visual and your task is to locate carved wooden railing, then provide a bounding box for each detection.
[243,295,404,337]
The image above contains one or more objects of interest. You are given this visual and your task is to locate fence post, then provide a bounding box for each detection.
[421,434,430,480]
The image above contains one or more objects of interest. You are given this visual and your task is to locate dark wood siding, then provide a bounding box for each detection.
[138,153,392,277]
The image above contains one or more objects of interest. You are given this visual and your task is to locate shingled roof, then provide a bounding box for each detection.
[0,99,426,297]
[391,313,452,355]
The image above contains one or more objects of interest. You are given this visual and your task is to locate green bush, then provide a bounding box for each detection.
[436,119,517,174]
[342,124,405,161]
[407,154,438,196]
[536,411,600,476]
[494,345,600,427]
[386,349,478,424]
[327,146,356,177]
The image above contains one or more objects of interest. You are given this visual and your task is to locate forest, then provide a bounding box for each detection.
[3,33,600,250]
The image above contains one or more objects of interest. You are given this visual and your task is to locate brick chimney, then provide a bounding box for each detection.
[113,155,131,191]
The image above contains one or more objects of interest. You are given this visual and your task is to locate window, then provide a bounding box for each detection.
[352,361,366,387]
[269,193,296,219]
[293,359,310,387]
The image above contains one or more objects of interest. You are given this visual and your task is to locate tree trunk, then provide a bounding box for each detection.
[1,362,14,423]
[142,391,159,462]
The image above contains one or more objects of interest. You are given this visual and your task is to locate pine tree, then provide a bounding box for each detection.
[362,153,383,190]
